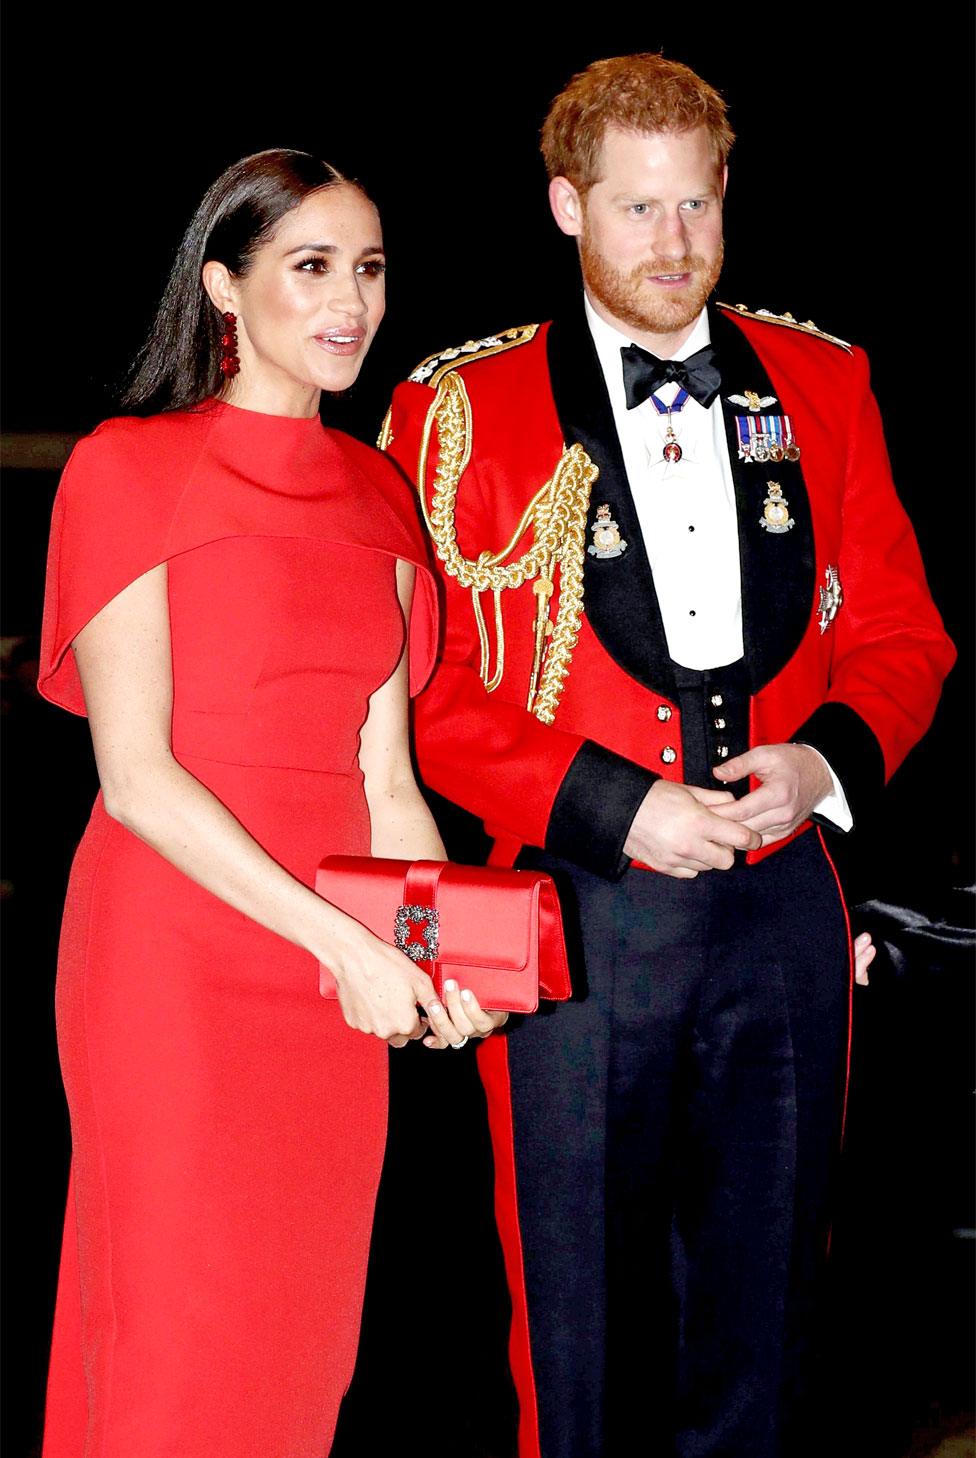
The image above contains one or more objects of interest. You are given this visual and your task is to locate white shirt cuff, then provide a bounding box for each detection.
[800,745,853,832]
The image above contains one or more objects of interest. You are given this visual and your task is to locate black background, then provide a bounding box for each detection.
[3,17,973,1457]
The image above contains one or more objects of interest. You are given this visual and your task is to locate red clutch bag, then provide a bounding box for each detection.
[315,857,572,1013]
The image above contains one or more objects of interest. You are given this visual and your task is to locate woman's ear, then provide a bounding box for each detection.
[201,260,239,315]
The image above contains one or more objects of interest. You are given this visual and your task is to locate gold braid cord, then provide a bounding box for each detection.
[418,370,598,725]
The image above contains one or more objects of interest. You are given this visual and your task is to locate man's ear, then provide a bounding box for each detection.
[549,176,584,238]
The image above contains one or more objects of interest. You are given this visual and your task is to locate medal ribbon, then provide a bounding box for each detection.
[736,413,797,455]
[648,387,690,416]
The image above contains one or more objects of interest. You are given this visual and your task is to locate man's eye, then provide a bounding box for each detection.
[630,203,649,216]
[681,200,705,212]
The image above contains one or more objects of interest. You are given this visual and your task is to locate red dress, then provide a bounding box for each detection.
[37,400,437,1458]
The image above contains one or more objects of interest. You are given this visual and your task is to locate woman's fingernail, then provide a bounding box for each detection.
[461,989,472,1004]
[444,978,458,992]
[429,1000,443,1015]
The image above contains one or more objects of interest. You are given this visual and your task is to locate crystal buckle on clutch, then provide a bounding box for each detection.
[394,904,440,962]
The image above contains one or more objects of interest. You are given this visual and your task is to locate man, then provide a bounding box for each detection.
[383,54,954,1458]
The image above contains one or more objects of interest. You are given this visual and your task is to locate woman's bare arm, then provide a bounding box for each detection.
[72,560,448,1045]
[359,561,447,862]
[358,563,507,1047]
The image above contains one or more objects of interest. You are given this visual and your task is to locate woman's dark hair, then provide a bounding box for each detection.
[122,149,364,414]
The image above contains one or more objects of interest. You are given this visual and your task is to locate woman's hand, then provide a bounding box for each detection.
[420,980,508,1051]
[326,929,491,1050]
[853,930,876,986]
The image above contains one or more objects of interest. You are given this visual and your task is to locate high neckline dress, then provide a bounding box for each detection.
[37,400,437,1457]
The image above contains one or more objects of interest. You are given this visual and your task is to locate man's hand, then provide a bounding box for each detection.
[624,780,762,879]
[711,743,833,847]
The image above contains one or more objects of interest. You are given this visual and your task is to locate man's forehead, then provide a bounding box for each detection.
[590,125,723,184]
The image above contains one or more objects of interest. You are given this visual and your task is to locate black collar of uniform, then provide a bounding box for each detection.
[547,302,676,698]
[709,304,815,691]
[546,300,816,698]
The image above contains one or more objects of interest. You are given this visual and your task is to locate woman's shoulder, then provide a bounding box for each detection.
[59,408,216,510]
[68,408,213,470]
[326,426,417,510]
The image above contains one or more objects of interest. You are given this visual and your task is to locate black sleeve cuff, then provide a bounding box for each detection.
[790,701,886,833]
[545,740,659,879]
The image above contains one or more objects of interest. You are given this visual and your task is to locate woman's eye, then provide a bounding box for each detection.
[356,260,386,278]
[296,257,328,274]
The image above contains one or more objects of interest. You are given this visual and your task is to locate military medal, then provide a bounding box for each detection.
[648,387,689,463]
[735,412,801,463]
[588,504,628,558]
[759,481,795,533]
[817,564,842,632]
[663,429,682,464]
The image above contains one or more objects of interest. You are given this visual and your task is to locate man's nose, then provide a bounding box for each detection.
[651,211,690,261]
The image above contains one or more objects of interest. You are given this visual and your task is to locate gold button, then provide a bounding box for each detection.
[661,746,677,765]
[710,693,724,708]
[657,705,672,722]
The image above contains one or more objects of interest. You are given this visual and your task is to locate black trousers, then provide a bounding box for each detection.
[511,830,850,1458]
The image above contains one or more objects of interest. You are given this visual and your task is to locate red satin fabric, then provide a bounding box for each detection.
[38,403,437,1457]
[316,857,572,1011]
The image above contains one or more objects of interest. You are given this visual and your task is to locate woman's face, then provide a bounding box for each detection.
[222,183,386,415]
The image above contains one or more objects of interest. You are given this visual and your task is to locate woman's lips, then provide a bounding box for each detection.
[313,329,366,356]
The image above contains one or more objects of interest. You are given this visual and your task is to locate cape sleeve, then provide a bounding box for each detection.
[39,415,441,717]
[38,419,197,716]
[330,431,439,699]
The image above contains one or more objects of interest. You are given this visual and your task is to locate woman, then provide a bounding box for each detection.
[38,149,506,1457]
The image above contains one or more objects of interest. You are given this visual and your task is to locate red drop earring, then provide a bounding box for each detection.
[220,312,240,378]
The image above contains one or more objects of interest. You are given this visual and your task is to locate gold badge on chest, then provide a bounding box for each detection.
[588,504,628,559]
[759,481,795,534]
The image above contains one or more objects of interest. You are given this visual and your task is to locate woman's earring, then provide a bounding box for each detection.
[220,312,240,378]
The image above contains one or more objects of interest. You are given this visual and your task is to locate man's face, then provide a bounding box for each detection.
[573,126,726,344]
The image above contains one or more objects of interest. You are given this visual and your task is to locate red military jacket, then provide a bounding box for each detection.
[385,301,954,873]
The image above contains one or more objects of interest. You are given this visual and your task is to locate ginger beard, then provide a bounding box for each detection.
[580,221,724,339]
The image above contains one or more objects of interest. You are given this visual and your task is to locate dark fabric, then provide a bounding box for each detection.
[791,700,886,831]
[547,308,677,700]
[620,342,722,410]
[545,740,659,880]
[710,306,817,694]
[854,886,975,980]
[671,659,751,792]
[511,832,850,1458]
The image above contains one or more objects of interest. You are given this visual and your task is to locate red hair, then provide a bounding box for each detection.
[541,54,734,193]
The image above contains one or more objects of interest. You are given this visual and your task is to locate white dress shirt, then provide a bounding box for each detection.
[583,295,852,830]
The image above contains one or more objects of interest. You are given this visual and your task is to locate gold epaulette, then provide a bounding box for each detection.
[407,324,539,388]
[718,301,853,354]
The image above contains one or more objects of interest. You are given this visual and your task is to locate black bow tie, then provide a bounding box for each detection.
[621,342,722,411]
